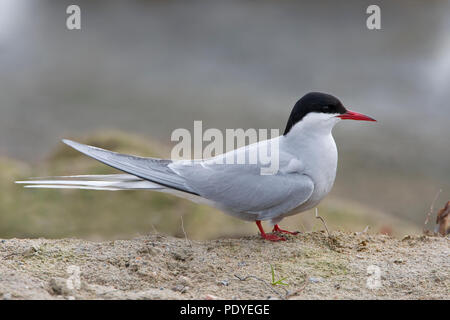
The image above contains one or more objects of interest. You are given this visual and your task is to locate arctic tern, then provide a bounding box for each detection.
[17,92,376,241]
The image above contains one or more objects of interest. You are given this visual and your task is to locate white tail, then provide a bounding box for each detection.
[16,174,165,191]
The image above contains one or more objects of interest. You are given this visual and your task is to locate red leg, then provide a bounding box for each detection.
[255,220,286,241]
[272,224,299,235]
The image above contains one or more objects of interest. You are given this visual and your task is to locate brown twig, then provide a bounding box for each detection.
[436,201,450,236]
[286,277,309,298]
[423,189,442,230]
[356,225,370,235]
[315,208,330,237]
[234,274,288,299]
[180,216,192,247]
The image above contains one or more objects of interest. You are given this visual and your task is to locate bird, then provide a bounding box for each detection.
[17,92,376,241]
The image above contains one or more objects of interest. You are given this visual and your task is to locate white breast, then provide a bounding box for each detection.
[279,113,340,216]
[304,134,338,203]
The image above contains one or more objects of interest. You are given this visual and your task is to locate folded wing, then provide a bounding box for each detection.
[170,146,314,219]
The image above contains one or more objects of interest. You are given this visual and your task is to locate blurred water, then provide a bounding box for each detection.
[1,0,449,223]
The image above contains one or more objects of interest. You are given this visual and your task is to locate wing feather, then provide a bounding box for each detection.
[170,141,314,219]
[62,140,197,195]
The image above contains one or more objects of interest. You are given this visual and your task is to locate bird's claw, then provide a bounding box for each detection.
[272,224,300,235]
[255,220,287,241]
[261,233,286,242]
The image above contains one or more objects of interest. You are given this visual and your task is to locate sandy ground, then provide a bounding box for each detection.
[0,231,448,300]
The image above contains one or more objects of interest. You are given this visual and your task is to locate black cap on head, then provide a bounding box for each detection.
[283,92,347,135]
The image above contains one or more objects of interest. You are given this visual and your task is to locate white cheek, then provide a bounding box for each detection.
[302,112,340,124]
[329,114,341,124]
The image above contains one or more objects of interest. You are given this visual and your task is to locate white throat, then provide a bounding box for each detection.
[281,112,340,204]
[283,112,341,147]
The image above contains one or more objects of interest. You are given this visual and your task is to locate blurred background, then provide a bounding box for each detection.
[0,0,449,239]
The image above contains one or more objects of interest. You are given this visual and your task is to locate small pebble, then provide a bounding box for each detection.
[309,277,324,283]
[2,293,12,300]
[171,284,187,293]
[49,278,74,296]
[22,244,40,257]
[218,280,229,286]
[178,276,192,287]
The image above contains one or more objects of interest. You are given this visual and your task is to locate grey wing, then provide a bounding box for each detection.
[169,161,314,220]
[62,140,198,195]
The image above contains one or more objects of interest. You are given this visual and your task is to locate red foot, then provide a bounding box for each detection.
[272,224,299,235]
[255,220,286,242]
[262,233,286,242]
